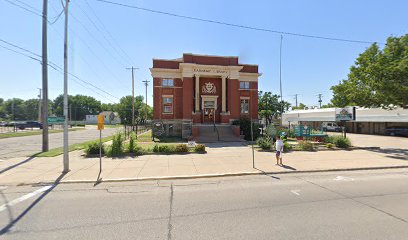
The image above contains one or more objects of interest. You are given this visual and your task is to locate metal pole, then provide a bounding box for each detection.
[142,80,150,124]
[132,66,135,127]
[279,35,284,126]
[38,88,42,122]
[63,0,70,173]
[99,129,102,175]
[42,0,49,152]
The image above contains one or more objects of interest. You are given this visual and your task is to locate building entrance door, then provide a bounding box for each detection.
[203,100,215,123]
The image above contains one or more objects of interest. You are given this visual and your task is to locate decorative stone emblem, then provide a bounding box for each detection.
[202,82,216,94]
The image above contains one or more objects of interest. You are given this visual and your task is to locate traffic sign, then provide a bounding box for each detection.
[97,115,104,130]
[47,117,64,124]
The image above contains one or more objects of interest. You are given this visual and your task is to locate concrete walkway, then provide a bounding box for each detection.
[1,141,407,185]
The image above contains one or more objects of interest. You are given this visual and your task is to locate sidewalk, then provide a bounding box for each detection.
[1,142,407,185]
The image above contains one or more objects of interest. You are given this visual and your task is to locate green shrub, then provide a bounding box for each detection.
[256,137,272,150]
[194,144,206,152]
[284,141,292,151]
[128,132,136,153]
[298,140,314,151]
[153,144,160,153]
[108,132,125,156]
[153,144,176,153]
[85,141,104,155]
[332,136,351,148]
[326,143,334,148]
[235,117,261,141]
[175,144,189,153]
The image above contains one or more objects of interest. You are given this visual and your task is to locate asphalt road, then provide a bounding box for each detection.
[1,169,408,240]
[0,127,120,160]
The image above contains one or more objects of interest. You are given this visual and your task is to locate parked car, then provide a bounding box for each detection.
[385,126,408,137]
[322,122,342,132]
[0,121,7,127]
[17,121,43,130]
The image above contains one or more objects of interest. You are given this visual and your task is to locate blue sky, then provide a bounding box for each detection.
[0,0,407,107]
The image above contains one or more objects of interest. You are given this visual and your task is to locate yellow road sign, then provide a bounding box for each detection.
[97,115,104,130]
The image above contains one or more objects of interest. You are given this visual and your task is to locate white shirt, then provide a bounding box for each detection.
[275,140,284,152]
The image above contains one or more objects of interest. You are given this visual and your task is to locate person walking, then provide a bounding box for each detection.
[275,135,284,165]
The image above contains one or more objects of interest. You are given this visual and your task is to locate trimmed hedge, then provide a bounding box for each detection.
[194,144,206,152]
[175,144,189,153]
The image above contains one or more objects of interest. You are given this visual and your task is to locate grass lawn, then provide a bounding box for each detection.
[31,135,115,157]
[0,128,84,139]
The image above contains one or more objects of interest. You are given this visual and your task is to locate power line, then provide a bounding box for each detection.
[69,7,129,67]
[95,0,385,45]
[84,0,135,65]
[0,38,119,102]
[4,0,130,94]
[77,0,134,65]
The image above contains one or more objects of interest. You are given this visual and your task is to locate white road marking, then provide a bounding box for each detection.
[291,189,301,196]
[334,176,354,181]
[0,185,53,213]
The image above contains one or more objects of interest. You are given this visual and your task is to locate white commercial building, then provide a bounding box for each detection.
[282,107,408,135]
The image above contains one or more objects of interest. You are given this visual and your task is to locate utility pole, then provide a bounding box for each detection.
[63,0,70,173]
[38,88,42,122]
[42,0,49,152]
[126,67,139,127]
[317,94,323,108]
[294,94,298,108]
[142,79,150,122]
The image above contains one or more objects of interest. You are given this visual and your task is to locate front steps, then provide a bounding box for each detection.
[194,125,245,143]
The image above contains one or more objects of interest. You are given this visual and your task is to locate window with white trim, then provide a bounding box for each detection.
[240,99,249,114]
[239,81,250,89]
[162,79,174,87]
[163,97,173,113]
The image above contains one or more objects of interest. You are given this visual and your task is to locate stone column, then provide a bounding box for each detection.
[195,75,200,112]
[221,76,226,112]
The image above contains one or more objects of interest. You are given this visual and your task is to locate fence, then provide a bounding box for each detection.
[123,124,152,139]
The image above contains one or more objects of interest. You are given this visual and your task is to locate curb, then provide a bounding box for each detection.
[15,165,408,186]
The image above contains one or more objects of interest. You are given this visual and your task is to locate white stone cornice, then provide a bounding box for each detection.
[150,68,182,79]
[239,72,261,82]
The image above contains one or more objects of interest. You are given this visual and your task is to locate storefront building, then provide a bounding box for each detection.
[150,53,261,138]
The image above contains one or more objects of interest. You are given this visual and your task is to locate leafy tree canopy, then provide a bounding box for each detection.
[258,91,291,125]
[331,34,408,108]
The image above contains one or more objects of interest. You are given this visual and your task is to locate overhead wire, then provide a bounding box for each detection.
[94,0,385,45]
[0,38,119,102]
[84,0,136,65]
[3,0,127,101]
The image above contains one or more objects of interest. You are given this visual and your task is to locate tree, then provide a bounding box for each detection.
[116,95,150,124]
[258,91,291,125]
[331,34,408,108]
[52,94,101,121]
[292,103,307,110]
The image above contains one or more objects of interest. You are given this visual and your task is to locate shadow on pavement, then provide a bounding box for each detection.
[0,156,36,175]
[254,167,280,180]
[281,164,297,171]
[0,172,67,235]
[362,148,408,161]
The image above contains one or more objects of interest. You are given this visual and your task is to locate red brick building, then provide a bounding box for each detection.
[150,53,261,138]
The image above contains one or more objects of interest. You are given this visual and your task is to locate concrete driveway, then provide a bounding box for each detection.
[0,127,120,160]
[329,132,408,150]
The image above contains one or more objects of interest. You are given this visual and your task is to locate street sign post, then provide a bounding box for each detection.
[97,115,104,181]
